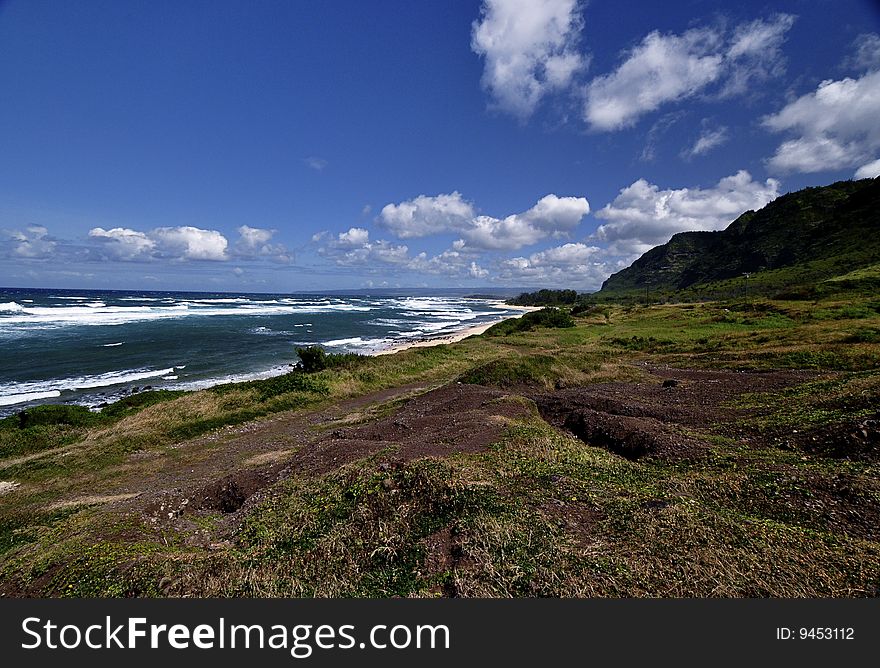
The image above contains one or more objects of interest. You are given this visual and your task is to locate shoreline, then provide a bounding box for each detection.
[373,305,541,356]
[0,302,542,414]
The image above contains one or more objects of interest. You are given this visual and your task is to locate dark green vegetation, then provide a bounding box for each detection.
[295,345,366,373]
[600,178,880,301]
[508,289,579,306]
[485,307,575,335]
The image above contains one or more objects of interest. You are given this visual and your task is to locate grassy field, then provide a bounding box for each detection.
[1,288,878,597]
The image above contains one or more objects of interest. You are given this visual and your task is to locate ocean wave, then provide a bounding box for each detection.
[322,336,393,352]
[0,390,63,407]
[0,367,176,404]
[166,365,294,392]
[102,342,124,347]
[323,337,366,346]
[0,299,378,331]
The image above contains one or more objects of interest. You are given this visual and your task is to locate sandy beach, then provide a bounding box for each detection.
[373,304,541,356]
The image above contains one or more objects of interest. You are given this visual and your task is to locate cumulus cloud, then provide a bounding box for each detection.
[316,226,491,280]
[88,227,155,261]
[762,69,880,174]
[498,242,611,288]
[1,225,57,259]
[471,0,586,119]
[460,194,590,250]
[150,226,229,261]
[584,14,795,131]
[682,124,729,159]
[234,225,289,261]
[379,192,475,239]
[411,249,489,279]
[379,192,589,250]
[594,170,780,254]
[317,227,410,267]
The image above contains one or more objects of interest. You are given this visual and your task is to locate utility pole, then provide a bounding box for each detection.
[743,272,750,300]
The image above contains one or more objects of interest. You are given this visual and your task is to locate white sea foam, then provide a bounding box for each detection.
[0,390,62,407]
[162,375,178,380]
[0,298,377,332]
[322,336,393,352]
[167,365,293,392]
[102,342,124,347]
[323,337,366,346]
[0,367,176,405]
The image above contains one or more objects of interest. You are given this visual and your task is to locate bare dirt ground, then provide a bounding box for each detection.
[532,366,819,461]
[99,364,838,536]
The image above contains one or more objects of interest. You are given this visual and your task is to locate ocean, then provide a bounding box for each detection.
[0,287,523,416]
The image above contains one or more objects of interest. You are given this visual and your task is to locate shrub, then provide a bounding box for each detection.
[16,404,96,429]
[295,346,367,373]
[485,308,576,336]
[296,345,329,372]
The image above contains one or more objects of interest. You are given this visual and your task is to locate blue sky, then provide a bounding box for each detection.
[1,0,879,292]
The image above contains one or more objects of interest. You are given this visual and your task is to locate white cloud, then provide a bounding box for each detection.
[151,226,229,261]
[316,226,492,280]
[721,14,796,97]
[410,249,489,279]
[682,124,729,159]
[855,158,880,179]
[379,192,589,251]
[379,192,475,239]
[335,227,370,248]
[471,0,586,119]
[2,225,57,259]
[763,69,880,174]
[498,242,611,288]
[88,227,155,261]
[848,33,880,72]
[583,15,794,131]
[234,225,289,261]
[585,28,724,131]
[639,111,686,162]
[460,194,589,250]
[303,156,328,171]
[594,170,780,255]
[318,227,411,267]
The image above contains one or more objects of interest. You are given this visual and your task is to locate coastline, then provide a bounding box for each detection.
[0,295,541,414]
[373,305,541,356]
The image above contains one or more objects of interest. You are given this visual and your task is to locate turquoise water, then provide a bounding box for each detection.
[0,288,519,415]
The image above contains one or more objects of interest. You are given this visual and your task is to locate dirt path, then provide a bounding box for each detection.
[37,381,437,512]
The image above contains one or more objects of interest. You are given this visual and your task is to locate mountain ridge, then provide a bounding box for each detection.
[599,178,880,297]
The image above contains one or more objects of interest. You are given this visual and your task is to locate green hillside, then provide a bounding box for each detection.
[599,178,880,300]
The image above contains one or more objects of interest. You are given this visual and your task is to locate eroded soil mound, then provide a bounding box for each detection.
[533,367,815,460]
[288,382,533,474]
